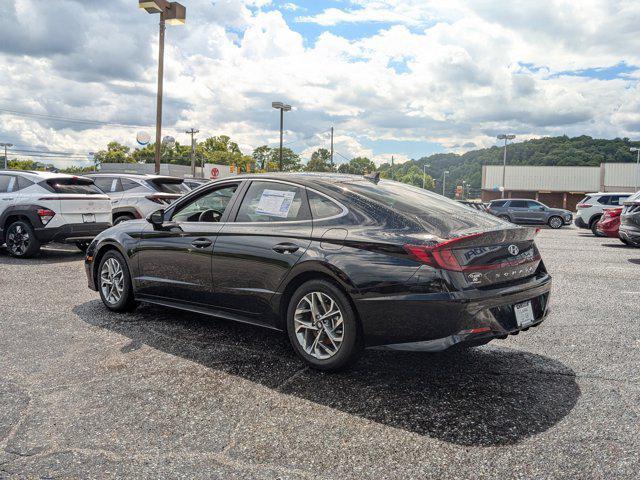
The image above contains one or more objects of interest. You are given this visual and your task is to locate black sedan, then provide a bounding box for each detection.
[84,173,552,371]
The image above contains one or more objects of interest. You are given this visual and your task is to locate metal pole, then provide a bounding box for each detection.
[186,128,199,177]
[442,172,447,196]
[330,127,334,168]
[632,147,640,192]
[3,145,7,169]
[501,137,507,198]
[154,18,166,175]
[279,108,284,171]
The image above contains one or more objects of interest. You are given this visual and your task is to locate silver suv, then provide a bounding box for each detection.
[488,199,573,229]
[86,174,189,224]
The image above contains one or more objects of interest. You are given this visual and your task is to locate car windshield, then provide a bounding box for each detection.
[626,191,640,202]
[343,179,505,237]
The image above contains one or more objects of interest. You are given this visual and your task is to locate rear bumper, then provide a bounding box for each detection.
[35,222,111,244]
[619,224,640,244]
[574,216,588,228]
[355,273,552,347]
[596,219,620,238]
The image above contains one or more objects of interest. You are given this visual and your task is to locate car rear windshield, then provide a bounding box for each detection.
[148,179,189,194]
[626,191,640,202]
[579,195,592,204]
[45,178,103,195]
[344,180,505,237]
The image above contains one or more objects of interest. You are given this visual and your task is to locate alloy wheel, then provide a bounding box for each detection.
[549,217,562,229]
[100,257,124,305]
[7,225,30,256]
[294,291,344,360]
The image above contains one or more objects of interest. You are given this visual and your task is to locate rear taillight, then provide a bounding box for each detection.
[37,208,55,225]
[605,208,622,218]
[404,233,482,272]
[576,203,591,209]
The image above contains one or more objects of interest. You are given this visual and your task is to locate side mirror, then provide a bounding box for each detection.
[147,209,165,227]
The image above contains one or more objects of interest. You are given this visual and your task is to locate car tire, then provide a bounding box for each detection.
[286,279,363,372]
[114,214,135,225]
[5,220,41,258]
[548,216,563,229]
[590,218,603,236]
[97,250,137,312]
[498,214,511,222]
[620,238,630,245]
[75,241,90,253]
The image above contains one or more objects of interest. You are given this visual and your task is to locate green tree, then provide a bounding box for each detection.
[94,141,134,164]
[337,156,376,175]
[306,148,335,172]
[252,145,272,171]
[267,147,302,172]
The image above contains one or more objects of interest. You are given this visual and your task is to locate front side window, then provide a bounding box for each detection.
[235,181,310,222]
[121,179,142,191]
[526,201,544,209]
[93,177,121,193]
[491,200,507,208]
[172,183,239,222]
[509,200,528,208]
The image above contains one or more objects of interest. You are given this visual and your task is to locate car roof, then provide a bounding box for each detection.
[585,192,632,196]
[221,172,384,189]
[0,170,88,181]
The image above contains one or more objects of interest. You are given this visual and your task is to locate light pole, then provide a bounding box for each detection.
[631,147,640,191]
[186,128,199,177]
[442,170,449,196]
[139,1,186,175]
[0,143,13,169]
[497,134,516,198]
[272,101,291,171]
[422,163,431,189]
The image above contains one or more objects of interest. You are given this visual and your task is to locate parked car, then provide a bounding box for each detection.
[85,173,551,371]
[183,178,211,190]
[619,191,640,246]
[574,192,631,236]
[457,200,489,212]
[487,199,572,229]
[86,173,189,224]
[595,207,623,239]
[0,170,111,257]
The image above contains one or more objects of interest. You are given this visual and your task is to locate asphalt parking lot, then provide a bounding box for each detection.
[1,228,639,479]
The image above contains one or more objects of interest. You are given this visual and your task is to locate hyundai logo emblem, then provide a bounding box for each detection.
[508,244,520,256]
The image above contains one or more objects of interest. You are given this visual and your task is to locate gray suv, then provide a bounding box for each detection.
[488,199,573,229]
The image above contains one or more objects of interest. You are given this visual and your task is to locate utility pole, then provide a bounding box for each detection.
[497,134,516,198]
[442,170,449,196]
[153,17,166,175]
[330,127,334,168]
[0,143,13,169]
[186,128,199,177]
[391,155,394,180]
[422,163,431,189]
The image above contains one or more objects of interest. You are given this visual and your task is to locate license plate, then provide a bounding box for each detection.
[82,214,95,223]
[514,301,535,327]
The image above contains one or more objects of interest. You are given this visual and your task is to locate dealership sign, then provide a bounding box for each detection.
[204,163,235,180]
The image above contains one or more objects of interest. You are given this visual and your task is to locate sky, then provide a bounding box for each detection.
[1,0,639,167]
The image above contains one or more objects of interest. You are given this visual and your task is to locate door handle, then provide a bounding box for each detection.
[273,242,300,254]
[191,238,213,248]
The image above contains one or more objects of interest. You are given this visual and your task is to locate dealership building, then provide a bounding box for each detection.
[481,163,639,210]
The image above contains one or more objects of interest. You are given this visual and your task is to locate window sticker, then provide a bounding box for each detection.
[255,189,296,218]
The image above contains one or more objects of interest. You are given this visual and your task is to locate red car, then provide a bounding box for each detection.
[596,207,623,238]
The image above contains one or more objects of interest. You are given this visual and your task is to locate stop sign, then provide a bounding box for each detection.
[210,167,219,179]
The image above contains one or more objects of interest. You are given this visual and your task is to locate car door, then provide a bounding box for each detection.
[526,201,547,223]
[211,180,313,316]
[506,200,528,223]
[0,175,18,227]
[93,176,124,207]
[135,181,242,305]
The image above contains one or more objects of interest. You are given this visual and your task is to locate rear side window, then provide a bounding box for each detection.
[148,179,188,194]
[16,176,34,190]
[490,200,507,207]
[45,179,103,194]
[235,181,310,222]
[579,196,592,204]
[308,191,344,219]
[121,179,142,191]
[597,196,611,205]
[93,177,121,193]
[0,175,16,193]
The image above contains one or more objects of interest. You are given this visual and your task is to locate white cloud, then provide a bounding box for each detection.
[0,0,639,167]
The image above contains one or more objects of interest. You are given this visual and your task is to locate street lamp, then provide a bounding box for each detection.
[442,170,449,196]
[272,102,291,171]
[497,134,516,198]
[139,1,186,175]
[422,164,431,189]
[630,147,640,191]
[0,143,13,169]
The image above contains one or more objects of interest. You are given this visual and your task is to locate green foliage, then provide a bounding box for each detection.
[306,148,336,172]
[337,156,376,175]
[94,141,134,164]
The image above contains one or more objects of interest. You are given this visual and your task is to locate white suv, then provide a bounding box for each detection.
[0,170,112,257]
[574,192,632,235]
[86,174,189,224]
